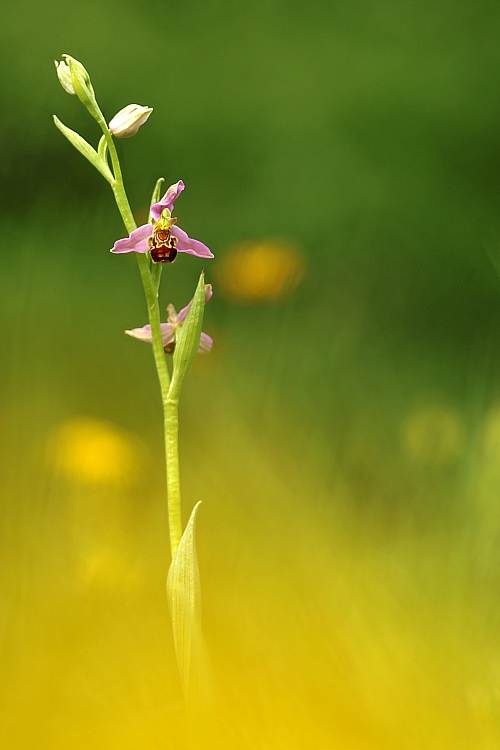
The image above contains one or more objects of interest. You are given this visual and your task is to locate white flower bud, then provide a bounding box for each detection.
[108,104,153,138]
[54,60,76,95]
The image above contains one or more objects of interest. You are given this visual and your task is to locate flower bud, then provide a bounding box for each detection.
[54,60,76,95]
[59,55,98,118]
[63,55,94,97]
[108,104,153,138]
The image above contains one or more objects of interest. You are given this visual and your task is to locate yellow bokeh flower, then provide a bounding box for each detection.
[216,239,305,302]
[47,417,144,487]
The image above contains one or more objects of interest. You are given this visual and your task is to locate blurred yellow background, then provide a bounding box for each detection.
[2,0,500,747]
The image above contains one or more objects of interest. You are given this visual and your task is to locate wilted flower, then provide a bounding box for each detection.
[111,180,213,262]
[109,104,153,138]
[54,59,75,95]
[126,284,213,353]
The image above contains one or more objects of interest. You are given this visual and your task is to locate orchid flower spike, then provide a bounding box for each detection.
[125,284,213,354]
[111,180,213,262]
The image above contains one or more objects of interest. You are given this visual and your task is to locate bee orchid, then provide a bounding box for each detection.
[111,180,213,262]
[125,284,213,353]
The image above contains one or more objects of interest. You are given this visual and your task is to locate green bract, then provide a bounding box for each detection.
[150,177,165,216]
[97,134,109,164]
[169,271,207,401]
[166,501,203,703]
[53,116,114,184]
[64,56,94,105]
[61,55,110,132]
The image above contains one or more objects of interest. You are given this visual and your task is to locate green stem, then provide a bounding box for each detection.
[135,254,172,397]
[105,130,136,233]
[104,133,182,558]
[165,398,182,557]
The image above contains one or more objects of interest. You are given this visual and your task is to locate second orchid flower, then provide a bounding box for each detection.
[126,284,213,354]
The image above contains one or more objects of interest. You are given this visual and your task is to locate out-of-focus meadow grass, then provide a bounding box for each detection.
[2,0,500,747]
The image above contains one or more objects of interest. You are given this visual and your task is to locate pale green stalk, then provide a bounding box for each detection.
[165,398,182,557]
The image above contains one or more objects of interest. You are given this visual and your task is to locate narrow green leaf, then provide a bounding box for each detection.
[150,177,165,217]
[97,134,109,164]
[53,115,114,184]
[169,271,206,400]
[166,501,204,703]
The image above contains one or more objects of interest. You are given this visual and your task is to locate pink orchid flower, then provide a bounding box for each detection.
[111,180,213,262]
[125,284,213,353]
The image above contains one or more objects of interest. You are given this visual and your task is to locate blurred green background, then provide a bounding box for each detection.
[2,0,500,747]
